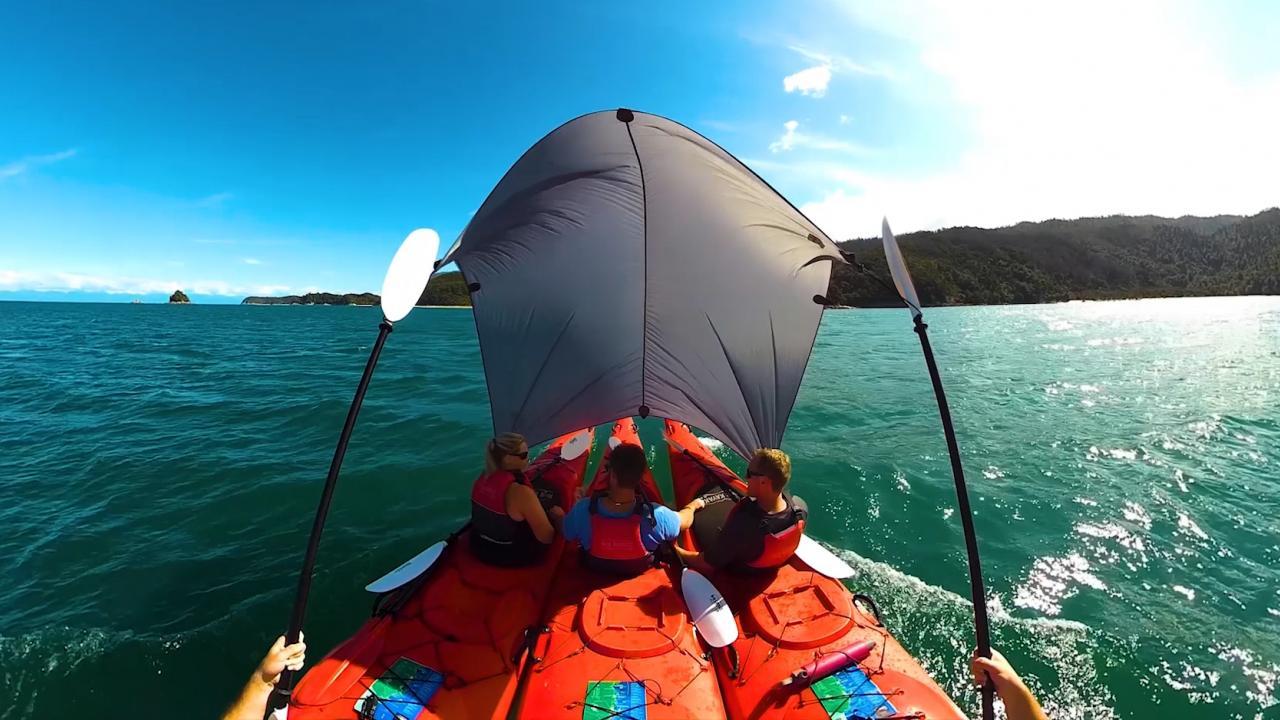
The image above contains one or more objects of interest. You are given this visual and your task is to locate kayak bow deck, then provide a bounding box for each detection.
[289,420,964,719]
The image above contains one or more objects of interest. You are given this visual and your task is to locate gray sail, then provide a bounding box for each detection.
[441,109,844,458]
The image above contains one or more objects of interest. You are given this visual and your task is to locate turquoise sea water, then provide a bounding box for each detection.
[1,297,1277,719]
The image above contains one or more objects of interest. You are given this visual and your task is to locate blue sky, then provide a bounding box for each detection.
[2,1,1278,303]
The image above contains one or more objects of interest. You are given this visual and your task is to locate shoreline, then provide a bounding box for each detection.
[3,293,1276,308]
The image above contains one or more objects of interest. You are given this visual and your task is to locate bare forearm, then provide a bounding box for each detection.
[675,498,704,530]
[998,679,1047,720]
[674,545,712,573]
[676,506,697,530]
[221,675,273,720]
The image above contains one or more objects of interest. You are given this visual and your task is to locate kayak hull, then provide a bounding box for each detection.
[664,419,965,720]
[288,429,593,720]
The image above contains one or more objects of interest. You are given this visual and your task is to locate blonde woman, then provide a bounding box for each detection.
[469,433,564,566]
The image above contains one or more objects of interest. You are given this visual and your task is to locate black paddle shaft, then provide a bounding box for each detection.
[265,319,393,719]
[912,315,995,720]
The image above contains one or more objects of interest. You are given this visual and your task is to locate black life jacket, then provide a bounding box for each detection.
[726,492,807,570]
[581,492,655,576]
[469,469,544,567]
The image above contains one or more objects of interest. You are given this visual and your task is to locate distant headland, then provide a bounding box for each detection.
[242,292,379,306]
[241,271,472,307]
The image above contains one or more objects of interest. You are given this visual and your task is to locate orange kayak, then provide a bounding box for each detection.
[288,428,594,720]
[663,419,965,720]
[510,418,726,719]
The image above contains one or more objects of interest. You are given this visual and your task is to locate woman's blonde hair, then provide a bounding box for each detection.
[751,448,792,492]
[485,432,527,474]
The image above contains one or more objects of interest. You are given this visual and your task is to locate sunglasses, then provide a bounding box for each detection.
[745,469,765,478]
[508,450,529,459]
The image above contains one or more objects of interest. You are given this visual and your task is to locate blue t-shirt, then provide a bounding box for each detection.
[562,497,681,551]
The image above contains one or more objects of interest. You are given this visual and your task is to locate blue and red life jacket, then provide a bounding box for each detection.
[582,492,655,576]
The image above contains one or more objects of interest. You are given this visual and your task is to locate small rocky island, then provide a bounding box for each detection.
[169,290,190,304]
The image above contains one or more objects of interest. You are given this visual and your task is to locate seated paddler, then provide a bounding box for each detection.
[563,442,700,575]
[675,448,808,573]
[469,432,565,566]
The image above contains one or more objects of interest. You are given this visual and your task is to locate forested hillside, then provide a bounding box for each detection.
[417,272,471,306]
[827,209,1280,307]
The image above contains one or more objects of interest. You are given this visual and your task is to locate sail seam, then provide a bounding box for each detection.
[623,120,649,411]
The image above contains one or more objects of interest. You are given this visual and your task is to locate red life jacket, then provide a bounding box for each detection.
[469,470,543,566]
[726,494,807,570]
[583,493,654,576]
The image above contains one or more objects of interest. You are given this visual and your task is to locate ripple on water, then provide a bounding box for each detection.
[829,543,1119,720]
[3,299,1279,718]
[1013,553,1108,616]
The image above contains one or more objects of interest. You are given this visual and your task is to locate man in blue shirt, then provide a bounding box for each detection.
[563,443,703,574]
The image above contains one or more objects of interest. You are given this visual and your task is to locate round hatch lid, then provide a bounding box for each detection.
[745,570,854,649]
[579,575,687,658]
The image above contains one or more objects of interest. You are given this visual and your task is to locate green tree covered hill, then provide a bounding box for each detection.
[417,271,472,306]
[827,209,1280,307]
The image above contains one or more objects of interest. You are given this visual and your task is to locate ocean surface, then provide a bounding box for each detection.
[1,297,1277,719]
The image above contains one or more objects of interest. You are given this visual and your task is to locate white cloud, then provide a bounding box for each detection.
[0,149,77,180]
[769,120,870,155]
[839,114,851,125]
[0,270,296,298]
[788,45,884,77]
[793,1,1280,239]
[781,45,888,100]
[195,192,233,208]
[770,121,801,152]
[784,65,833,97]
[242,257,263,265]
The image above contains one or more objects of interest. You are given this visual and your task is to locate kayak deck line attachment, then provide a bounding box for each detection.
[851,593,884,627]
[513,624,552,666]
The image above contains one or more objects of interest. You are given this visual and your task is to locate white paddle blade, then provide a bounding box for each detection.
[380,228,441,323]
[880,218,923,320]
[560,430,591,461]
[365,540,447,593]
[796,535,856,579]
[663,434,688,455]
[681,568,738,648]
